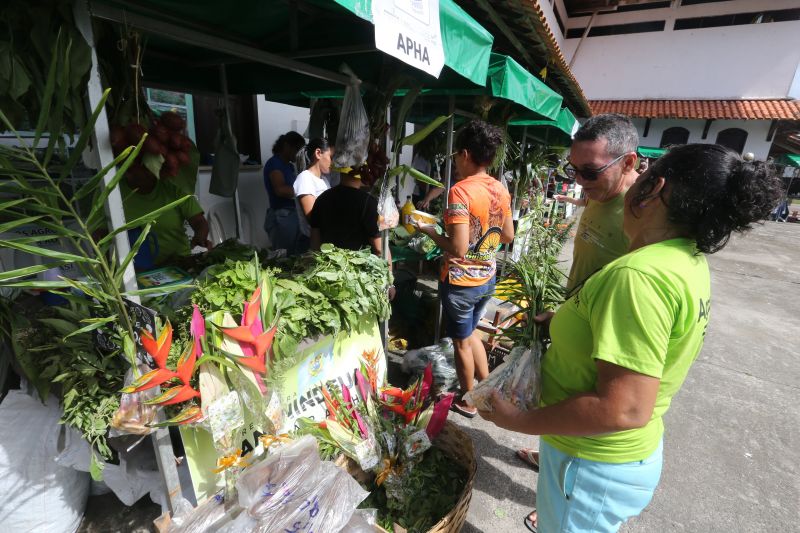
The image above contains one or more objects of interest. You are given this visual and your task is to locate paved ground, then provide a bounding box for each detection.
[455,220,800,533]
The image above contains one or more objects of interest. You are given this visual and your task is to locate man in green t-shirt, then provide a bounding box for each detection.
[96,166,212,266]
[562,114,640,292]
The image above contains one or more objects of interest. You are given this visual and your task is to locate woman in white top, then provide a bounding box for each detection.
[293,138,332,252]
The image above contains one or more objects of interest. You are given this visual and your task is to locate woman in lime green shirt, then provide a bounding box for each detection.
[479,144,782,533]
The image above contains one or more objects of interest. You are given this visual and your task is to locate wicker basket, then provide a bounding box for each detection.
[335,421,476,533]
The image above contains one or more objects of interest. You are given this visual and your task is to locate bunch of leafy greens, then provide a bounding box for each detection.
[170,247,391,374]
[360,447,467,533]
[298,244,392,332]
[0,32,192,482]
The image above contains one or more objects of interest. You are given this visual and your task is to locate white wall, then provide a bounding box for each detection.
[633,118,774,160]
[564,21,800,100]
[789,59,800,100]
[561,0,800,100]
[256,98,310,163]
[541,0,566,51]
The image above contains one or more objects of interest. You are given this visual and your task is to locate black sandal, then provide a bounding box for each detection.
[523,510,537,532]
[449,400,478,418]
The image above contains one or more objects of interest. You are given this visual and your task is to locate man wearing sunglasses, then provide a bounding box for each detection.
[563,113,640,292]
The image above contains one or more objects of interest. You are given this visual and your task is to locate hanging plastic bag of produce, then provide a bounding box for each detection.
[332,65,369,169]
[377,178,400,231]
[209,106,240,197]
[463,345,542,412]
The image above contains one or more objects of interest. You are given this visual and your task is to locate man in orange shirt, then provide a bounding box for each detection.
[416,120,514,417]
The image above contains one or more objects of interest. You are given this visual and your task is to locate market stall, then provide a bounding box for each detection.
[0,1,591,531]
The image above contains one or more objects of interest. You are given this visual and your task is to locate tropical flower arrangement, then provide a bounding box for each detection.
[296,364,462,531]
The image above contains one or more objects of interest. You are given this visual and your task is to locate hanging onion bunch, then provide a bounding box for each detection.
[109,111,193,180]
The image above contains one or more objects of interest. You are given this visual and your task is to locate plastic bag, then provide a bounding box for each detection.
[402,338,457,394]
[224,436,368,533]
[56,430,167,509]
[463,344,543,411]
[332,67,369,168]
[110,366,158,437]
[377,178,400,231]
[166,494,237,533]
[344,509,378,533]
[0,391,89,533]
[408,232,437,255]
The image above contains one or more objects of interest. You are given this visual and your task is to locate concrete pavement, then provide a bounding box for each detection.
[456,221,800,532]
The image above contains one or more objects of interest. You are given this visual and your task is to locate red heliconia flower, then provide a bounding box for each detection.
[426,392,455,439]
[121,367,177,393]
[145,384,201,406]
[220,287,277,375]
[176,340,198,386]
[140,322,173,369]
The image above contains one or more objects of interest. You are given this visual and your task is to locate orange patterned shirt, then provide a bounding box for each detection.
[441,173,512,286]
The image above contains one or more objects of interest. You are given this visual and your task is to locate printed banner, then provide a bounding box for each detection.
[180,318,386,502]
[372,0,445,78]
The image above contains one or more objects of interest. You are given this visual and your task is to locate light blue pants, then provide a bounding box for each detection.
[536,439,663,533]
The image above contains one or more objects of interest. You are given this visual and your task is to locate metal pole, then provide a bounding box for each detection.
[74,1,137,296]
[434,96,456,344]
[218,64,244,240]
[382,104,391,352]
[568,10,599,68]
[74,0,184,513]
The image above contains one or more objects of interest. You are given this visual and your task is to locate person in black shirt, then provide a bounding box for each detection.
[309,173,386,256]
[309,171,395,298]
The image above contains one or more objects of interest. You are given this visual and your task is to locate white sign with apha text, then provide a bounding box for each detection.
[372,0,445,78]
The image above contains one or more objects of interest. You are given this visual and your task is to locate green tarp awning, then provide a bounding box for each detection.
[487,53,563,121]
[774,153,800,168]
[96,0,494,97]
[334,0,494,86]
[638,146,667,158]
[289,52,569,124]
[510,107,578,137]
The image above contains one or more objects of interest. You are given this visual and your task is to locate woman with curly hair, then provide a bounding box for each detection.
[479,144,783,533]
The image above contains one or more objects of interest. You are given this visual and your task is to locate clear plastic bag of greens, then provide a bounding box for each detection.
[463,344,542,412]
[332,66,369,168]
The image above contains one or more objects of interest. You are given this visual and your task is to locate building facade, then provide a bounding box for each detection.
[537,0,800,163]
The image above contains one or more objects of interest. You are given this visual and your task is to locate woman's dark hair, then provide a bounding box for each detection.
[272,131,305,154]
[455,120,504,166]
[632,143,783,254]
[305,137,330,163]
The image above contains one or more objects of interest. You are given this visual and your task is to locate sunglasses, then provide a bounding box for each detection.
[564,152,630,181]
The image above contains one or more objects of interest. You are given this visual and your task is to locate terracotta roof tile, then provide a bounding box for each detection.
[589,100,800,120]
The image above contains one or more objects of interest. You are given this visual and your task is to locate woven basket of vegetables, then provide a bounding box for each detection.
[335,420,476,533]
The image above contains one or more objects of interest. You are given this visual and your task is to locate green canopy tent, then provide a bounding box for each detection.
[90,0,495,97]
[509,106,578,146]
[282,51,565,122]
[638,146,667,159]
[774,153,800,168]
